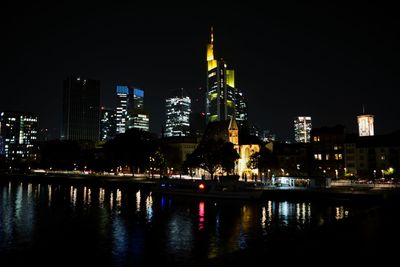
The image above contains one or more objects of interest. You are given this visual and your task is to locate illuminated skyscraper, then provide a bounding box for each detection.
[206,28,236,123]
[116,86,149,133]
[294,116,312,143]
[165,88,191,137]
[0,111,38,161]
[100,107,116,141]
[357,114,374,137]
[116,85,129,134]
[61,76,100,141]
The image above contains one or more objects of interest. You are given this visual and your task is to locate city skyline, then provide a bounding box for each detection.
[2,3,400,141]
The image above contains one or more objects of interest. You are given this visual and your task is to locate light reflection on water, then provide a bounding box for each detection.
[0,181,356,266]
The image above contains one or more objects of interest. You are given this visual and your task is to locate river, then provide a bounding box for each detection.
[0,179,397,266]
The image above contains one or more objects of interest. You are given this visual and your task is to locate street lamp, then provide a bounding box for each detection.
[381,169,384,178]
[373,170,376,178]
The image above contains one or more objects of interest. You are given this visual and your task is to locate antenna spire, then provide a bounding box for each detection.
[211,26,214,44]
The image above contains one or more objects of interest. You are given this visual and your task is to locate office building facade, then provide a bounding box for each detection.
[100,108,116,141]
[165,88,191,137]
[294,116,312,143]
[61,76,100,141]
[0,111,38,161]
[116,85,149,133]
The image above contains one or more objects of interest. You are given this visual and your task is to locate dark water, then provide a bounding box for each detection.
[0,180,388,266]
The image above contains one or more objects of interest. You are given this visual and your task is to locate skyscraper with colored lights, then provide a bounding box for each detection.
[206,28,236,123]
[116,86,149,134]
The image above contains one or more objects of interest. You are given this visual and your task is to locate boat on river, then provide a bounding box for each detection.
[152,178,263,200]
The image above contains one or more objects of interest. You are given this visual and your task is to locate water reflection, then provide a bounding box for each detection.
[198,201,205,230]
[0,181,360,266]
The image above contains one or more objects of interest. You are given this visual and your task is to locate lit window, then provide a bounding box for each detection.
[314,154,322,160]
[334,154,342,160]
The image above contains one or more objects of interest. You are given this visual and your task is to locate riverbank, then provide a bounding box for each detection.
[2,172,400,202]
[0,172,156,188]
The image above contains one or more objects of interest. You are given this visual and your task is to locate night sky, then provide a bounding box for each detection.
[1,2,400,141]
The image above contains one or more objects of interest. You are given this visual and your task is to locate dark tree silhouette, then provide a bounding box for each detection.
[185,138,238,180]
[220,142,240,175]
[248,146,277,178]
[103,129,158,173]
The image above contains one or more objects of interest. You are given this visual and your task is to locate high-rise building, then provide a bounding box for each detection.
[235,88,248,127]
[116,85,149,133]
[206,28,236,123]
[294,116,312,143]
[190,87,206,137]
[116,85,129,134]
[165,88,191,137]
[0,111,38,161]
[61,76,100,141]
[357,114,374,137]
[100,107,116,141]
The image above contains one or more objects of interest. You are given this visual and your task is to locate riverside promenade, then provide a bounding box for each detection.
[2,172,400,202]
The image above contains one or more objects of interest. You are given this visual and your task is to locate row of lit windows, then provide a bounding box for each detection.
[314,154,343,160]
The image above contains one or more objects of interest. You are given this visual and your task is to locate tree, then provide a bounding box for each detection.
[248,146,277,178]
[185,138,238,180]
[183,150,198,178]
[220,142,240,175]
[149,150,166,178]
[103,129,158,173]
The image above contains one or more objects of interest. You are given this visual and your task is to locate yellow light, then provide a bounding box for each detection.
[208,59,217,71]
[209,92,218,101]
[209,115,218,122]
[226,70,235,87]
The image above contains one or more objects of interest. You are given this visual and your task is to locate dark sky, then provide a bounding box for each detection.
[1,2,400,141]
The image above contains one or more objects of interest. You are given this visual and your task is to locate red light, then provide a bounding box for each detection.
[198,183,205,190]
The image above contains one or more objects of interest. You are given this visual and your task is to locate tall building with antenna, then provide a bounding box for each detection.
[206,27,237,123]
[357,105,374,137]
